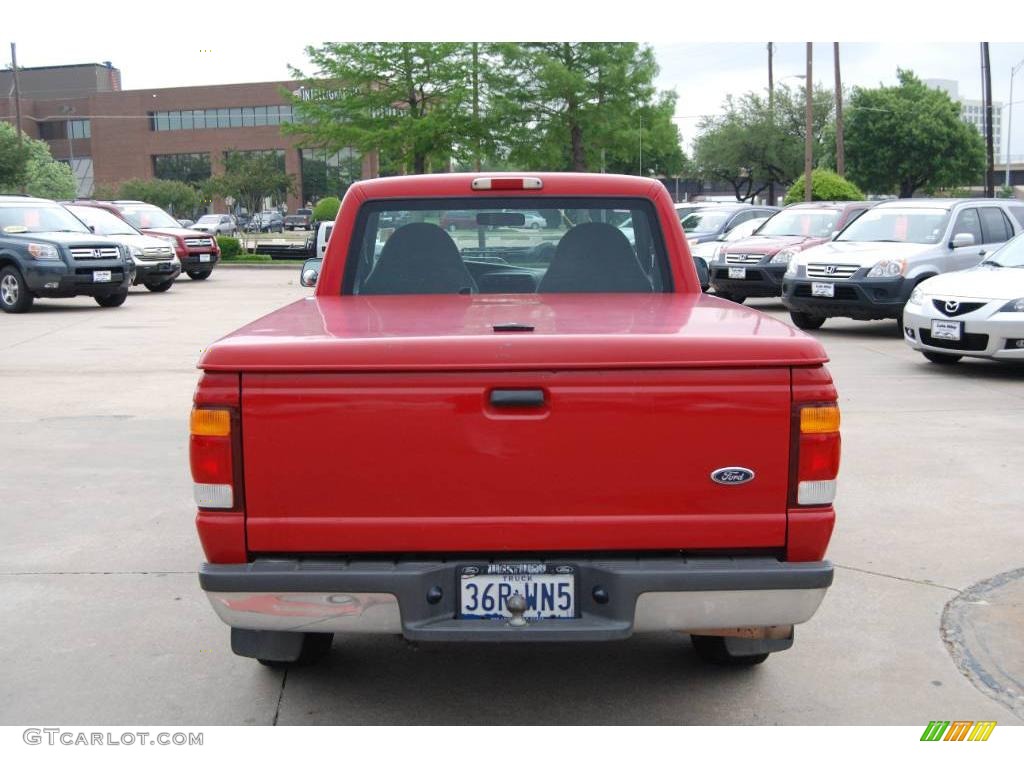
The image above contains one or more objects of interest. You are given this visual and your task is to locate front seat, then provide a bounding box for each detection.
[538,222,652,293]
[361,222,476,295]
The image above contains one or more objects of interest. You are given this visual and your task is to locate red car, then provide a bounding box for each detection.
[710,201,874,303]
[72,200,220,280]
[192,173,840,668]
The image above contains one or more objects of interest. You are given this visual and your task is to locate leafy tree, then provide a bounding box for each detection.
[844,70,986,198]
[783,169,865,205]
[287,43,475,174]
[118,178,199,216]
[0,121,76,199]
[692,84,834,202]
[312,196,340,222]
[495,43,683,175]
[204,151,295,218]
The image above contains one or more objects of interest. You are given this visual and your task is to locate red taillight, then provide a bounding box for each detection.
[189,407,235,509]
[471,177,543,191]
[794,404,841,506]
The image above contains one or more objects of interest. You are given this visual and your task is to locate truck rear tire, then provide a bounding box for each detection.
[690,635,770,667]
[0,266,33,314]
[257,632,334,668]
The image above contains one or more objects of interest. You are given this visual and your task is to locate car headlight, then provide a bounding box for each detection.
[27,243,61,260]
[999,297,1024,312]
[867,259,906,278]
[770,248,797,265]
[908,286,924,305]
[129,246,143,258]
[785,258,799,278]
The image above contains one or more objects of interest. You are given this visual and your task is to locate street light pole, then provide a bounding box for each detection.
[804,43,813,202]
[1006,58,1024,189]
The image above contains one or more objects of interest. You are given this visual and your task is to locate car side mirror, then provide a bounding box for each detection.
[300,257,322,288]
[951,232,975,249]
[692,256,710,291]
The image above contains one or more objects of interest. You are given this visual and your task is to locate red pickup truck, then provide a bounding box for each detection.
[192,173,839,669]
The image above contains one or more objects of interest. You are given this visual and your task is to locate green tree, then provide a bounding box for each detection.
[287,43,475,174]
[0,121,76,199]
[495,43,683,175]
[692,83,834,202]
[118,178,199,216]
[312,196,340,222]
[844,70,986,198]
[204,151,295,218]
[783,169,865,204]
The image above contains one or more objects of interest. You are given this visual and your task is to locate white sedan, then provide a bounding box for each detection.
[903,234,1024,364]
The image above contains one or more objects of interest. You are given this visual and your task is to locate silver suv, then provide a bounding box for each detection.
[781,198,1024,330]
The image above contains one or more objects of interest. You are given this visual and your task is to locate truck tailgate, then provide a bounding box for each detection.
[242,367,791,553]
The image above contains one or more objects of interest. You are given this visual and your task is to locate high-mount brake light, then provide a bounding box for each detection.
[190,407,234,509]
[795,403,841,506]
[471,177,544,191]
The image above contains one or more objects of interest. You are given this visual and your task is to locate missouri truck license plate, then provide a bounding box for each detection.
[93,270,111,283]
[459,564,575,620]
[812,282,835,298]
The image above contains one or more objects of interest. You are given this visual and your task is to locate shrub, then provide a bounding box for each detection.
[216,236,241,258]
[783,170,865,205]
[312,196,341,222]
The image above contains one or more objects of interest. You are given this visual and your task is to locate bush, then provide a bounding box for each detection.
[312,196,341,222]
[783,169,865,205]
[216,236,241,258]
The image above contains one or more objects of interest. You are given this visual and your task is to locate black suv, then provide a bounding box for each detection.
[0,195,134,314]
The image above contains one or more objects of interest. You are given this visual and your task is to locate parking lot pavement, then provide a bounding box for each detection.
[1,275,1021,725]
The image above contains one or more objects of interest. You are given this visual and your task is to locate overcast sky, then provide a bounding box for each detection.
[4,3,1023,158]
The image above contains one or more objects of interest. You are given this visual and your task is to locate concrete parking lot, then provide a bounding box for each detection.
[1,268,1022,725]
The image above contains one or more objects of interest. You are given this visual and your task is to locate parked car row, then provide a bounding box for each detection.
[0,195,221,314]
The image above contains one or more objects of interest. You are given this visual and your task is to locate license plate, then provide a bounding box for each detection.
[459,564,575,620]
[931,319,962,341]
[199,254,211,263]
[728,267,746,279]
[812,282,835,298]
[93,270,111,283]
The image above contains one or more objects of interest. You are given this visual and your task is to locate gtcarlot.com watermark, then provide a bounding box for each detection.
[23,729,203,746]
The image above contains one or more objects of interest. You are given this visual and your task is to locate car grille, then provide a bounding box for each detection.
[806,263,859,279]
[184,237,214,248]
[932,299,987,317]
[920,330,989,351]
[140,246,174,261]
[724,253,764,264]
[70,247,120,260]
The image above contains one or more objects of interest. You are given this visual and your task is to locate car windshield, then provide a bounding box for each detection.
[755,209,841,238]
[66,205,139,236]
[119,205,179,229]
[0,203,90,234]
[679,209,732,234]
[837,207,950,244]
[726,217,771,241]
[196,216,219,224]
[985,233,1024,267]
[347,199,671,295]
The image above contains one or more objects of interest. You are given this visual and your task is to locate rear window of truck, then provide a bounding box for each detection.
[343,198,673,295]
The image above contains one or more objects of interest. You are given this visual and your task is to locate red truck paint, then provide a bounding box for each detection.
[193,173,840,662]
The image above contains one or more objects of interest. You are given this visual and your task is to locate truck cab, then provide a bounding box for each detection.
[193,174,840,668]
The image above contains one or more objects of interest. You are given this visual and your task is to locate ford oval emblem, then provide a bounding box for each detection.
[711,467,755,485]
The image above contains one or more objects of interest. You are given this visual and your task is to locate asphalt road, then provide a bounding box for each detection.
[2,268,1022,725]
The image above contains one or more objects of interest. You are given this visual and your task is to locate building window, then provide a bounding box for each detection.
[254,106,267,127]
[223,149,286,172]
[39,121,66,140]
[152,153,212,184]
[69,120,91,139]
[148,105,292,131]
[300,147,361,204]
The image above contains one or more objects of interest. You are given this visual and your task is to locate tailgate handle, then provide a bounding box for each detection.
[490,389,545,408]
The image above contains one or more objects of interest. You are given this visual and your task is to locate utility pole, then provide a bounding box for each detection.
[767,42,775,205]
[638,111,643,176]
[804,43,814,202]
[10,43,26,193]
[981,43,995,197]
[834,42,845,177]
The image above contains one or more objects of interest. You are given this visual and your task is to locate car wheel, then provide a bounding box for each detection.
[922,350,962,365]
[94,290,128,308]
[690,635,769,667]
[257,633,334,668]
[144,280,174,293]
[0,266,34,314]
[716,292,745,304]
[187,269,212,280]
[789,311,826,330]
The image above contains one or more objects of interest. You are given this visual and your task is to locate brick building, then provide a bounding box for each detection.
[0,62,378,213]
